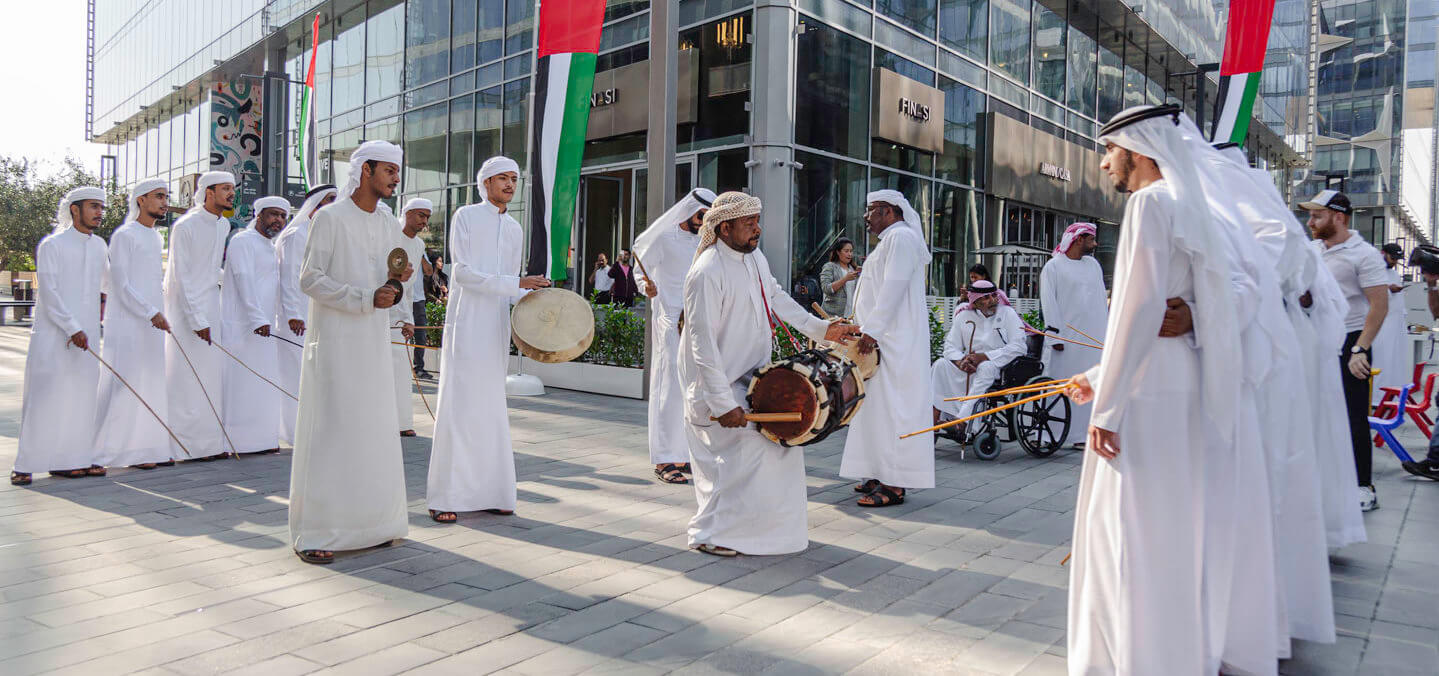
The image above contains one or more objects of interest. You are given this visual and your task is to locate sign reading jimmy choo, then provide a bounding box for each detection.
[872,68,945,153]
[1039,162,1071,181]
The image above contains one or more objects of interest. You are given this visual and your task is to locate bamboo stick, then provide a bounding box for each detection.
[1023,325,1102,350]
[1065,323,1105,347]
[941,377,1072,402]
[901,389,1064,439]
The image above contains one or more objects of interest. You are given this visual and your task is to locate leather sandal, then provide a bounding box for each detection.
[429,509,457,523]
[858,485,905,508]
[10,471,31,486]
[297,549,334,564]
[654,463,689,484]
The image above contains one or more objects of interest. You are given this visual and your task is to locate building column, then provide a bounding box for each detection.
[750,0,798,284]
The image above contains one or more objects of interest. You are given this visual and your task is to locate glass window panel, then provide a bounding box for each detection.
[453,0,476,72]
[367,96,401,120]
[1097,44,1123,122]
[479,0,504,64]
[505,54,531,79]
[697,147,751,194]
[795,21,871,159]
[931,183,981,295]
[1031,2,1064,102]
[449,94,475,185]
[332,6,366,114]
[506,0,535,54]
[876,49,936,86]
[683,14,752,150]
[406,80,449,108]
[503,79,530,169]
[679,0,753,27]
[367,3,404,101]
[599,13,650,51]
[869,169,932,274]
[939,0,986,62]
[477,61,504,89]
[365,116,401,145]
[936,76,984,187]
[792,150,868,287]
[876,0,937,39]
[406,0,450,87]
[1145,75,1163,106]
[989,0,1030,85]
[875,18,936,66]
[451,70,476,93]
[606,0,650,22]
[475,85,503,163]
[1122,64,1145,108]
[798,0,870,35]
[404,103,447,191]
[1065,24,1097,119]
[989,73,1027,107]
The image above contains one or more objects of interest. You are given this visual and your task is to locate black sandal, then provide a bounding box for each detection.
[400,430,417,438]
[429,510,457,523]
[654,463,690,484]
[858,485,905,508]
[297,549,334,564]
[853,479,882,493]
[10,471,31,486]
[483,508,514,515]
[156,460,175,467]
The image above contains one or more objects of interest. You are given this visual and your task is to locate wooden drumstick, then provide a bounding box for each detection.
[710,412,803,423]
[811,302,830,319]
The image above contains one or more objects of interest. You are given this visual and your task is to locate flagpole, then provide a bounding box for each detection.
[508,0,548,397]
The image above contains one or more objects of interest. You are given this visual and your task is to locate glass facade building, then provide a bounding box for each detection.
[89,0,1303,299]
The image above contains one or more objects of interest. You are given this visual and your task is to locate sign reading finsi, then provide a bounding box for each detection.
[872,68,945,153]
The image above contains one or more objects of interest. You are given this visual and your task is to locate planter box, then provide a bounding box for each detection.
[507,356,645,399]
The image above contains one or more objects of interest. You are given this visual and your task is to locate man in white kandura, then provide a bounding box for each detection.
[929,280,1028,429]
[633,187,715,485]
[288,141,414,564]
[1201,138,1336,653]
[1066,105,1277,675]
[840,190,933,508]
[165,171,234,461]
[426,156,551,523]
[392,197,429,437]
[1371,242,1409,401]
[275,184,337,445]
[11,188,109,486]
[680,192,859,556]
[219,196,290,454]
[1038,222,1107,446]
[95,179,174,471]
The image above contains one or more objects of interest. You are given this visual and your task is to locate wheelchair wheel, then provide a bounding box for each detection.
[1012,376,1072,458]
[973,431,1001,460]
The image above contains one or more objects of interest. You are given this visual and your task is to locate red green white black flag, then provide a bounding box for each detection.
[526,0,607,282]
[1212,0,1277,146]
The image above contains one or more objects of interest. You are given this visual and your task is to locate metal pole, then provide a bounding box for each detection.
[646,0,678,220]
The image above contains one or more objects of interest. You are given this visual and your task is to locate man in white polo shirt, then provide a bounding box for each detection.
[1304,189,1387,511]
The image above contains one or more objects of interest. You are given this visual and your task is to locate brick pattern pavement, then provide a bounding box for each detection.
[0,326,1435,675]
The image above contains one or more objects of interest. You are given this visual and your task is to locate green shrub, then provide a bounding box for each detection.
[424,301,445,347]
[583,302,646,368]
[930,305,945,363]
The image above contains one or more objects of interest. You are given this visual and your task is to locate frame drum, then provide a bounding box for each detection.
[510,288,595,363]
[746,349,865,447]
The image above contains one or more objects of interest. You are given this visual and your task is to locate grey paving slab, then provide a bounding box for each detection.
[0,324,1434,675]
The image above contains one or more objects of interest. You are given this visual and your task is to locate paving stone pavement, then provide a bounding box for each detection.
[0,324,1436,675]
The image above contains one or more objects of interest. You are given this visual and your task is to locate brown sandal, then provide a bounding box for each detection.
[400,430,417,437]
[695,544,739,557]
[858,485,905,507]
[297,549,334,564]
[130,463,157,470]
[86,465,107,477]
[10,471,31,486]
[50,469,88,479]
[429,510,457,523]
[483,509,514,515]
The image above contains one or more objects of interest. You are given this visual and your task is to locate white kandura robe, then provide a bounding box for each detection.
[1299,246,1368,548]
[1068,182,1233,675]
[274,216,311,444]
[635,226,699,464]
[288,198,409,552]
[392,228,426,433]
[427,200,526,513]
[164,208,229,456]
[840,225,934,488]
[680,244,831,554]
[1038,254,1108,444]
[930,305,1027,427]
[1371,266,1409,401]
[219,223,283,453]
[94,221,171,467]
[15,229,106,473]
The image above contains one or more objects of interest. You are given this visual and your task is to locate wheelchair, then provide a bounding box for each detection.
[938,334,1073,461]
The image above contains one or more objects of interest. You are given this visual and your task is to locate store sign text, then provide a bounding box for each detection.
[898,97,931,122]
[591,88,618,108]
[1039,162,1072,182]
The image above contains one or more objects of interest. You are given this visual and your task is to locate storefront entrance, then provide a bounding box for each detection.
[993,200,1113,299]
[576,161,693,297]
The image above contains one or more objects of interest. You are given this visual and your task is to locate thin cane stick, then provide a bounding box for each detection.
[394,324,434,420]
[393,341,441,351]
[942,378,1072,402]
[1060,552,1072,566]
[270,333,304,349]
[213,341,298,401]
[87,347,192,458]
[1023,325,1103,350]
[964,320,978,395]
[901,389,1064,439]
[1065,323,1105,347]
[167,331,238,459]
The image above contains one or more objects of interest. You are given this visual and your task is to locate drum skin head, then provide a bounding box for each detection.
[749,367,823,443]
[747,349,865,446]
[510,288,596,363]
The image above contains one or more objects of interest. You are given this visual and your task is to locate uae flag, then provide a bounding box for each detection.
[527,0,607,281]
[1211,0,1277,145]
[295,13,321,189]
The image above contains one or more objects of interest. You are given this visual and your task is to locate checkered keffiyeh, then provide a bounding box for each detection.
[693,191,763,262]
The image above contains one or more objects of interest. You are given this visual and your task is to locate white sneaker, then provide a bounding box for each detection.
[1358,485,1378,512]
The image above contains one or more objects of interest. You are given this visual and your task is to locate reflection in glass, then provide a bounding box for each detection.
[680,13,753,151]
[503,79,531,169]
[449,95,475,185]
[989,0,1031,85]
[506,0,534,54]
[1065,25,1097,119]
[796,21,870,160]
[1097,45,1123,123]
[479,0,504,65]
[932,184,981,295]
[332,6,367,115]
[475,86,503,163]
[1031,2,1064,102]
[938,0,987,62]
[792,150,868,288]
[936,76,984,187]
[406,0,451,87]
[877,0,938,37]
[367,4,404,102]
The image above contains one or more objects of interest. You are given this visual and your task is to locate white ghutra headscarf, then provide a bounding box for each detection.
[285,184,338,234]
[125,178,167,224]
[865,189,932,264]
[634,187,715,265]
[53,186,107,234]
[340,141,403,204]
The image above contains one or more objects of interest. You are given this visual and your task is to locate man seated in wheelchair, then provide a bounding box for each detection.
[930,279,1031,431]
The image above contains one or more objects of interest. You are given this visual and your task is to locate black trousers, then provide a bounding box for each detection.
[412,300,428,369]
[1340,331,1374,486]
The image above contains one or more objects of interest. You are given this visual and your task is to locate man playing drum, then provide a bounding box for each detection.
[929,280,1028,430]
[679,191,858,557]
[426,156,551,523]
